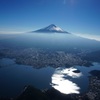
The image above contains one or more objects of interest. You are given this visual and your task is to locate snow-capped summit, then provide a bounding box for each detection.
[34,24,69,33]
[45,24,64,32]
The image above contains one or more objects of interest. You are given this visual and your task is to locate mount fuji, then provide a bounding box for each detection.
[33,24,70,33]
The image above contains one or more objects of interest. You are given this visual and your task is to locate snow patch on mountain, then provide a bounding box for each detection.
[33,24,69,33]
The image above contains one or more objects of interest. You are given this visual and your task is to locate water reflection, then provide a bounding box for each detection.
[0,58,15,67]
[51,67,82,94]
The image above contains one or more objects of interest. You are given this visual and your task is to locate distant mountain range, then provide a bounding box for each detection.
[32,24,70,33]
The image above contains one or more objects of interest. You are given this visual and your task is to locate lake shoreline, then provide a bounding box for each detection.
[1,74,99,100]
[0,58,100,100]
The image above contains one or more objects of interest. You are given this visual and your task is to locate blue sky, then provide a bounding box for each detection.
[0,0,100,35]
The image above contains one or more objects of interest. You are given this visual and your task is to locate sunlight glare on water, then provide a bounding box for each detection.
[51,67,82,94]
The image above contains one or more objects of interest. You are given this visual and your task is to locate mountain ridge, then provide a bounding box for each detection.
[32,24,70,33]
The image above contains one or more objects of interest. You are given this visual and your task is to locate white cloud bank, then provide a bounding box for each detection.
[73,33,100,41]
[0,31,24,34]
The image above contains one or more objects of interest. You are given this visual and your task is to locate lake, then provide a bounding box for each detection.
[0,58,100,98]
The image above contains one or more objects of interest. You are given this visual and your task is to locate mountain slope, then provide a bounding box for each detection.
[33,24,70,33]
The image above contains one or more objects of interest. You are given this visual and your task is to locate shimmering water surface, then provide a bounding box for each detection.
[0,58,100,97]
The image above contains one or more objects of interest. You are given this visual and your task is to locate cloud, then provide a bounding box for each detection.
[74,33,100,41]
[0,31,24,34]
